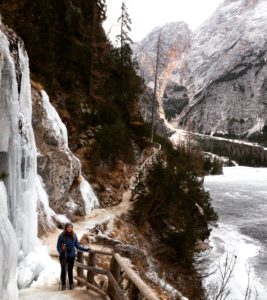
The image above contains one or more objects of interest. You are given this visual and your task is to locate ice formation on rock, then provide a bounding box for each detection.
[0,24,99,296]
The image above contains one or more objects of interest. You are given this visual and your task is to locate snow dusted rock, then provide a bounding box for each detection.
[134,22,191,131]
[134,22,191,89]
[179,0,267,136]
[32,87,99,219]
[136,0,267,137]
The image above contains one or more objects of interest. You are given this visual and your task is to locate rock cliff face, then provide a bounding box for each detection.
[133,22,191,131]
[180,0,267,136]
[138,85,172,136]
[32,88,98,220]
[136,0,267,137]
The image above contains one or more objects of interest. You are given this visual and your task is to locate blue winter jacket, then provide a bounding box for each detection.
[57,232,88,258]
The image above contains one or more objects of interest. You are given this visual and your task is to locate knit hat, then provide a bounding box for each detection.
[64,223,73,230]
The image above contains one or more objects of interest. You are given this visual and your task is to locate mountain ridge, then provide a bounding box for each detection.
[134,0,267,139]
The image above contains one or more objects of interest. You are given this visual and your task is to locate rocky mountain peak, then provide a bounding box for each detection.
[222,0,259,7]
[184,0,267,98]
[179,0,267,136]
[134,21,191,127]
[243,0,260,8]
[134,21,191,86]
[136,0,267,138]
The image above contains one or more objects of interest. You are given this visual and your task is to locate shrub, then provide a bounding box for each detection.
[0,172,8,181]
[211,157,223,175]
[132,136,218,262]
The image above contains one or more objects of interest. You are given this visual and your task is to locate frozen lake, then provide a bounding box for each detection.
[203,167,267,300]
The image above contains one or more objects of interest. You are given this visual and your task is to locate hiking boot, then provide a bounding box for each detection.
[69,283,74,290]
[61,284,66,291]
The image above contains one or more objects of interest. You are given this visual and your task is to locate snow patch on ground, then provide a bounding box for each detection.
[170,128,187,144]
[247,117,265,137]
[55,214,71,226]
[18,246,53,288]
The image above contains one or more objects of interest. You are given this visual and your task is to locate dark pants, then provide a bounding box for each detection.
[60,255,75,285]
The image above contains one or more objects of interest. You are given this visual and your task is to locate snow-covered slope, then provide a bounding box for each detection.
[180,0,267,135]
[136,0,267,137]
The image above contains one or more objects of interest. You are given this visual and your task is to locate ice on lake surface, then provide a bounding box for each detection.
[203,167,267,300]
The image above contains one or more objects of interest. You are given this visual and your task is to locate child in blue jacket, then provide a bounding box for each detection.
[57,222,90,290]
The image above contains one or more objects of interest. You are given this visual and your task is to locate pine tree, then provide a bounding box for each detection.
[88,0,108,103]
[116,0,133,66]
[116,0,134,102]
[151,33,162,142]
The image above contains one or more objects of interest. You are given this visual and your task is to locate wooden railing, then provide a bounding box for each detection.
[132,141,161,192]
[74,249,159,300]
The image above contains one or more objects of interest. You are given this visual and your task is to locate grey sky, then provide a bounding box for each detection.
[104,0,223,42]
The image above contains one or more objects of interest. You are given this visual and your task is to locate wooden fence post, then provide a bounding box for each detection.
[110,256,121,281]
[129,282,140,300]
[114,253,159,300]
[74,250,159,300]
[77,251,84,286]
[87,252,96,285]
[107,256,122,299]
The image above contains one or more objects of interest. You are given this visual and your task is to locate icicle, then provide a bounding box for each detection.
[0,182,18,300]
[0,26,41,291]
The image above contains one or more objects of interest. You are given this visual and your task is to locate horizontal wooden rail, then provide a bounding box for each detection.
[76,249,113,257]
[74,276,106,296]
[137,142,161,176]
[74,261,109,275]
[107,272,128,300]
[74,252,159,300]
[114,253,159,300]
[75,258,128,300]
[87,249,113,256]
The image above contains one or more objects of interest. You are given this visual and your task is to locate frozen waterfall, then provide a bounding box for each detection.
[0,182,18,300]
[0,26,40,293]
[0,25,99,297]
